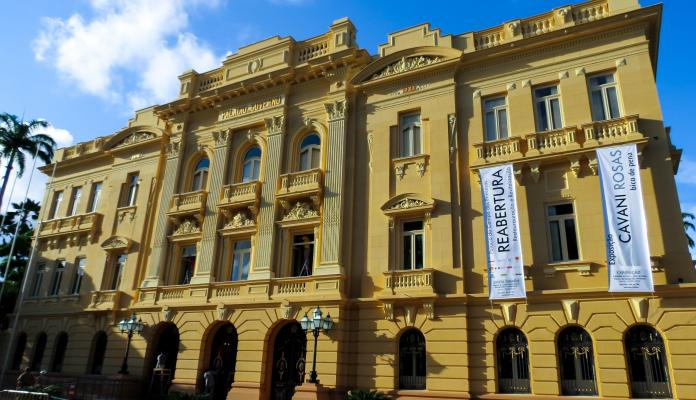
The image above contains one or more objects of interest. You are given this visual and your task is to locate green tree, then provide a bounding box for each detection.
[0,113,56,208]
[684,212,696,249]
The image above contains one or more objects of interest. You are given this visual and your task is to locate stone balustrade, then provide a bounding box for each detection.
[219,181,261,209]
[39,212,101,239]
[383,268,435,296]
[87,290,122,311]
[296,34,330,64]
[197,70,224,92]
[277,169,323,201]
[475,137,524,160]
[168,190,207,218]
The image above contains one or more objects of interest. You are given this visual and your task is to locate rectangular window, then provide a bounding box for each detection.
[291,234,314,277]
[71,257,86,295]
[122,173,139,207]
[67,186,82,216]
[547,203,580,262]
[400,112,422,157]
[87,182,102,213]
[484,96,509,141]
[49,260,66,296]
[589,73,621,121]
[230,240,251,281]
[534,85,563,131]
[402,221,424,270]
[180,246,196,284]
[48,191,64,220]
[31,263,46,297]
[109,254,126,290]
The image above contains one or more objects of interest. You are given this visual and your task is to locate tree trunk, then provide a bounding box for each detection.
[0,151,15,210]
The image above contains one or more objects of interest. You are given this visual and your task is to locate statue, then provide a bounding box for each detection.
[156,352,167,369]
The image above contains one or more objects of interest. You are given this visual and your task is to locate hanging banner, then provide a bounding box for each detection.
[597,144,654,292]
[480,164,527,300]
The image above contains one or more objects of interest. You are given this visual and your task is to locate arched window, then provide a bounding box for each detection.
[191,158,210,191]
[625,325,672,399]
[399,329,426,389]
[241,147,261,182]
[11,332,27,370]
[558,326,597,396]
[51,332,69,373]
[89,331,108,375]
[31,332,47,371]
[496,328,530,394]
[299,134,320,171]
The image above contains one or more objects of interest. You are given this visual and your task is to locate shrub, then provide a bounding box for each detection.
[346,389,390,400]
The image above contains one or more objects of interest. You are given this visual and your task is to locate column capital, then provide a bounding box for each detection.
[265,115,286,136]
[324,99,347,122]
[166,139,182,159]
[212,129,231,148]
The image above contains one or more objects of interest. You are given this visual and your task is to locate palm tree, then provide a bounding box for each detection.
[0,113,56,209]
[683,212,696,249]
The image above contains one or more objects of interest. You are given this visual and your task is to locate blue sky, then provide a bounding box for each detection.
[1,0,695,238]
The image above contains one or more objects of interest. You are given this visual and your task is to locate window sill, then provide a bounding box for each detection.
[543,261,593,278]
[392,154,429,179]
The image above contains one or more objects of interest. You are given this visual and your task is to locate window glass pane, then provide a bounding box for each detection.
[245,147,261,160]
[301,134,320,148]
[606,87,621,119]
[485,111,497,141]
[590,90,606,121]
[548,203,573,216]
[415,233,424,269]
[253,160,261,180]
[413,126,422,155]
[550,98,562,129]
[564,219,579,260]
[536,101,549,132]
[401,113,420,126]
[195,158,210,170]
[300,150,310,171]
[403,235,412,270]
[484,97,505,110]
[535,87,553,98]
[311,148,320,169]
[402,128,412,157]
[242,162,254,182]
[89,183,102,212]
[549,221,563,261]
[404,221,423,231]
[292,234,314,276]
[498,109,508,138]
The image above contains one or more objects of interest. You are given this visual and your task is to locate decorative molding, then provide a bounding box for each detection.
[558,70,570,80]
[224,211,255,229]
[416,161,426,177]
[448,115,457,163]
[615,58,627,67]
[218,95,285,121]
[387,198,427,210]
[629,297,649,322]
[302,116,315,128]
[248,58,263,74]
[383,302,394,321]
[562,299,579,323]
[473,89,482,99]
[166,140,181,158]
[575,67,586,76]
[500,303,517,326]
[367,132,374,172]
[404,305,416,326]
[370,56,442,80]
[506,82,517,91]
[264,115,286,135]
[212,130,229,147]
[522,79,531,88]
[423,301,435,320]
[325,99,347,121]
[173,218,201,235]
[100,236,131,252]
[282,201,319,221]
[280,304,293,320]
[216,305,229,321]
[394,165,406,180]
[388,83,431,96]
[162,306,175,322]
[116,131,155,148]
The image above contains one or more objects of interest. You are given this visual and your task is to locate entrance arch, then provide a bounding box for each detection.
[144,323,180,398]
[200,322,238,400]
[269,322,307,400]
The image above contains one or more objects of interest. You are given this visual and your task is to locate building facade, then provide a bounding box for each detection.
[3,0,696,399]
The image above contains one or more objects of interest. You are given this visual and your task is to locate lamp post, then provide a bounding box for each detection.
[300,306,334,384]
[118,313,145,375]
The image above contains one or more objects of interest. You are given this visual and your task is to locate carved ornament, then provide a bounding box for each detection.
[371,56,442,80]
[325,100,347,121]
[224,211,255,229]
[173,218,201,235]
[212,130,229,147]
[265,115,286,135]
[218,95,285,122]
[100,236,131,252]
[116,131,155,147]
[282,201,319,221]
[388,198,427,210]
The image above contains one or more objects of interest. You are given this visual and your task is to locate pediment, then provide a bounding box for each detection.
[103,126,162,150]
[381,193,435,216]
[101,236,132,252]
[352,46,461,85]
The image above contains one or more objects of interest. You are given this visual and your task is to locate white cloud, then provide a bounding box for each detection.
[1,126,74,213]
[676,157,696,185]
[33,0,222,111]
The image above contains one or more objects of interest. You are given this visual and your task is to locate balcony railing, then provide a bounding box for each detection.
[88,290,122,311]
[219,181,261,208]
[473,115,644,166]
[197,70,224,92]
[38,212,101,239]
[277,169,323,200]
[296,34,331,64]
[383,268,435,296]
[168,190,207,217]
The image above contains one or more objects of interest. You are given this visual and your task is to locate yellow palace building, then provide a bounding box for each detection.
[3,0,696,399]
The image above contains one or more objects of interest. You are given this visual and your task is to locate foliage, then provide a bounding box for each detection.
[18,384,63,397]
[683,212,695,249]
[346,390,390,400]
[167,391,211,400]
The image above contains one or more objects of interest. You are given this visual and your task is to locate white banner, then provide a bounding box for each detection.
[597,144,654,292]
[480,164,527,300]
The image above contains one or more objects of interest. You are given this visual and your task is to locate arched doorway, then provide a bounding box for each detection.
[204,323,238,400]
[625,325,672,398]
[399,329,426,389]
[145,323,180,398]
[557,326,597,395]
[496,327,530,394]
[270,322,307,400]
[31,332,47,371]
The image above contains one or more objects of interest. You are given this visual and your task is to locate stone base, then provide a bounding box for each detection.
[293,382,331,400]
[228,381,263,400]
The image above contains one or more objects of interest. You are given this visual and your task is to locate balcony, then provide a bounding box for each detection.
[38,212,102,243]
[167,190,207,221]
[219,181,261,212]
[382,268,435,298]
[276,169,323,203]
[87,290,122,311]
[472,115,646,168]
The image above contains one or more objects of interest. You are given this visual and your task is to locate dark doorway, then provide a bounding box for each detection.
[88,331,107,375]
[496,327,530,394]
[11,332,27,370]
[206,323,238,400]
[270,322,307,400]
[31,332,47,371]
[399,329,426,389]
[557,326,597,396]
[50,332,69,373]
[625,325,672,399]
[146,323,180,398]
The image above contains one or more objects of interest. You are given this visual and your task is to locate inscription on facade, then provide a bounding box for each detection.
[218,96,285,121]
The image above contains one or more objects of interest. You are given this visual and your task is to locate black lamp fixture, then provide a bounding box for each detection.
[300,306,334,384]
[117,313,145,374]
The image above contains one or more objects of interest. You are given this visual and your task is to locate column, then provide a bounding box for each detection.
[248,115,285,280]
[141,138,183,288]
[317,99,347,275]
[190,130,230,284]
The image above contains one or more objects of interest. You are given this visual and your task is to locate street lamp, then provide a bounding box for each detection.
[300,306,334,384]
[118,313,145,374]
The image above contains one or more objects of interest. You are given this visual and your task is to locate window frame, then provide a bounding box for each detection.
[70,257,87,295]
[399,111,422,158]
[190,158,210,192]
[398,328,427,390]
[241,147,262,183]
[48,259,66,296]
[496,327,531,394]
[557,326,598,396]
[546,202,581,263]
[30,263,46,298]
[178,244,197,285]
[298,133,321,171]
[588,72,622,121]
[87,182,103,213]
[290,232,316,277]
[483,96,510,142]
[107,254,126,290]
[229,239,252,281]
[122,173,140,207]
[67,186,82,217]
[533,84,563,132]
[401,220,425,270]
[48,191,64,220]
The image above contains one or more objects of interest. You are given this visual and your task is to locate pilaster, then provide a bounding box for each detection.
[190,130,230,284]
[248,115,285,280]
[141,138,183,288]
[317,99,347,275]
